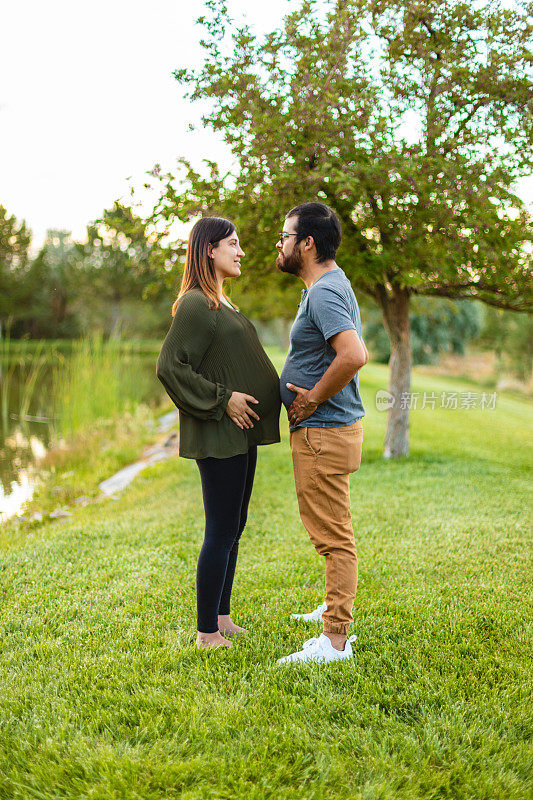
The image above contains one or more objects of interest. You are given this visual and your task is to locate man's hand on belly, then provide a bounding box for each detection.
[287,332,367,426]
[286,384,319,426]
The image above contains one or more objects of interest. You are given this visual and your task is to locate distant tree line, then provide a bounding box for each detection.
[0,203,179,340]
[1,199,530,385]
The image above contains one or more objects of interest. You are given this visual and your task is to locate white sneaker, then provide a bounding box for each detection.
[290,601,327,622]
[277,633,357,665]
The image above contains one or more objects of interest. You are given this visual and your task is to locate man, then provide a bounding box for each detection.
[276,202,368,664]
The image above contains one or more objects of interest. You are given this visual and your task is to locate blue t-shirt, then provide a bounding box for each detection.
[280,268,365,431]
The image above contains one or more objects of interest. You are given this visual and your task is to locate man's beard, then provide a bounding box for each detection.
[276,244,303,276]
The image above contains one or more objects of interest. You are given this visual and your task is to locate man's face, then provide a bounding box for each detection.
[276,216,303,276]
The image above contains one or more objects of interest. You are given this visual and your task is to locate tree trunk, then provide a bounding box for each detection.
[376,285,412,458]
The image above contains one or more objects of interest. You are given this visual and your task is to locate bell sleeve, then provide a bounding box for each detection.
[156,292,233,421]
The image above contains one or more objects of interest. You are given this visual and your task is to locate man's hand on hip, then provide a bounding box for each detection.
[286,331,368,427]
[286,384,318,426]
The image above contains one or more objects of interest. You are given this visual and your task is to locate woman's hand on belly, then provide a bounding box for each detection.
[226,391,260,430]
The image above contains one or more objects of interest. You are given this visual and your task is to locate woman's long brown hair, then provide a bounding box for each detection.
[171,216,236,316]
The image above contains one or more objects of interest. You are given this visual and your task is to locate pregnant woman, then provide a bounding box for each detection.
[156,217,281,650]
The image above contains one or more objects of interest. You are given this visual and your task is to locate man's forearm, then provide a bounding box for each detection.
[307,354,364,406]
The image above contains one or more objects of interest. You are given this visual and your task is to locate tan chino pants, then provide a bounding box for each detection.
[290,421,363,636]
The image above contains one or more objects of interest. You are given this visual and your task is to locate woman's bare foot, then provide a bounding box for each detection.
[196,631,232,649]
[218,614,248,638]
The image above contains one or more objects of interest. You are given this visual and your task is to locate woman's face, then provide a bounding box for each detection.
[209,232,245,282]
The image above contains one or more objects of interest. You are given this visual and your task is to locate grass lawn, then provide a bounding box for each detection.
[0,360,531,800]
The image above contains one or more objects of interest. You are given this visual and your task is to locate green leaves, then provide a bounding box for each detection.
[156,2,530,310]
[0,206,32,320]
[144,0,533,320]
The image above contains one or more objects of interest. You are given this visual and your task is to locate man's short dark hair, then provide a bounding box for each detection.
[286,202,342,263]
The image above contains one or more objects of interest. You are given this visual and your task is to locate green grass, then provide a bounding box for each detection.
[0,333,49,434]
[53,335,159,437]
[0,362,532,800]
[9,404,164,522]
[0,339,162,359]
[1,336,162,444]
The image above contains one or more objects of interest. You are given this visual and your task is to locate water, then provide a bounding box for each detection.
[0,354,164,520]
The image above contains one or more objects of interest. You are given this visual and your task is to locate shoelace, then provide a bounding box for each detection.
[303,634,357,650]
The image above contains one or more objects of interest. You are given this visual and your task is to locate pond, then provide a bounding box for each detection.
[0,346,165,520]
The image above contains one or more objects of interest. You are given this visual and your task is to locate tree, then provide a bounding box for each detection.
[150,0,532,456]
[24,230,81,338]
[76,202,172,338]
[0,205,32,334]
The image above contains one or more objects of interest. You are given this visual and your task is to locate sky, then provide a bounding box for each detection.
[0,0,293,247]
[1,0,531,249]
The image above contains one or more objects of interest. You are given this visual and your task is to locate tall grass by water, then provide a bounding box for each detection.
[52,335,156,436]
[1,335,161,440]
[0,329,49,434]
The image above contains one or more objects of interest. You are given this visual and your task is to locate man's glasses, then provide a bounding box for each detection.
[278,232,299,242]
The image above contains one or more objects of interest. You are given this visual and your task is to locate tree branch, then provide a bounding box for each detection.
[413,282,532,311]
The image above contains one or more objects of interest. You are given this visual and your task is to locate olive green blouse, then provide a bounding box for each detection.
[156,289,281,459]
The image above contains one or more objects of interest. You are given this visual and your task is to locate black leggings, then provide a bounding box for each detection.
[195,446,257,633]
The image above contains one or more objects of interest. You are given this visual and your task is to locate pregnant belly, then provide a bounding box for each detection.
[238,374,280,418]
[255,383,281,418]
[280,381,297,410]
[279,362,304,409]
